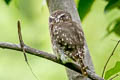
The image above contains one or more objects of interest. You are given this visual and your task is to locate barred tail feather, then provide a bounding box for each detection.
[78,58,88,76]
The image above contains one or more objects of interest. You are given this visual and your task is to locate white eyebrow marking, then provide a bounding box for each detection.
[57,13,65,18]
[50,16,55,19]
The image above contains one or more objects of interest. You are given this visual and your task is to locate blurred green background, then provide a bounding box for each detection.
[0,0,120,80]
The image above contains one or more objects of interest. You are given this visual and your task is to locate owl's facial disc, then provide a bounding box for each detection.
[49,10,72,24]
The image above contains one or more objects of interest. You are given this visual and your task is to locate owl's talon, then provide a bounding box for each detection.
[56,56,61,60]
[85,66,89,70]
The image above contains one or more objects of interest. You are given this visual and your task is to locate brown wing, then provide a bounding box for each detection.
[51,21,87,76]
[51,21,85,60]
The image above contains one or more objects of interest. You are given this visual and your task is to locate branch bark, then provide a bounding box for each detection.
[0,42,103,80]
[47,0,94,80]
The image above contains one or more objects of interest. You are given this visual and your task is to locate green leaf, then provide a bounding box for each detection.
[77,0,94,21]
[105,0,120,13]
[104,18,120,38]
[104,61,120,80]
[4,0,11,5]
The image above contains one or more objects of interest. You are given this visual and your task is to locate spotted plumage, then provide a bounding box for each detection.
[49,10,87,76]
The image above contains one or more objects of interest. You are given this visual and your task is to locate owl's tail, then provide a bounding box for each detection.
[78,57,88,76]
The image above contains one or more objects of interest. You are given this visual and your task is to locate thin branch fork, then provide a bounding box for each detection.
[102,40,120,78]
[17,21,39,80]
[17,20,28,63]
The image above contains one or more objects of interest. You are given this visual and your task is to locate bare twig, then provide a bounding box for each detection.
[17,20,28,63]
[17,21,39,80]
[102,40,120,78]
[109,74,119,80]
[0,42,104,80]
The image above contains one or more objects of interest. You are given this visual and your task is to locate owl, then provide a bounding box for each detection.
[49,10,87,76]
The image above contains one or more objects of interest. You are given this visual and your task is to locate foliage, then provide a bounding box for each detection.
[105,61,120,80]
[104,0,120,37]
[4,0,11,5]
[104,0,120,12]
[77,0,94,21]
[104,1,120,78]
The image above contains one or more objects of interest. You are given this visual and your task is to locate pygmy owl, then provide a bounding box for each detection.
[49,10,87,76]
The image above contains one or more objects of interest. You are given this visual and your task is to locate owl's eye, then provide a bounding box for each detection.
[49,18,53,23]
[59,15,65,20]
[61,15,65,18]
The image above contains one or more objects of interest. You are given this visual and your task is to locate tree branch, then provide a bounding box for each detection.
[0,42,104,80]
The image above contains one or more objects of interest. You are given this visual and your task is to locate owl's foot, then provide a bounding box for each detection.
[84,66,89,70]
[60,54,73,64]
[56,55,61,61]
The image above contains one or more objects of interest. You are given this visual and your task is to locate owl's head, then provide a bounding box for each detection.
[49,10,72,24]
